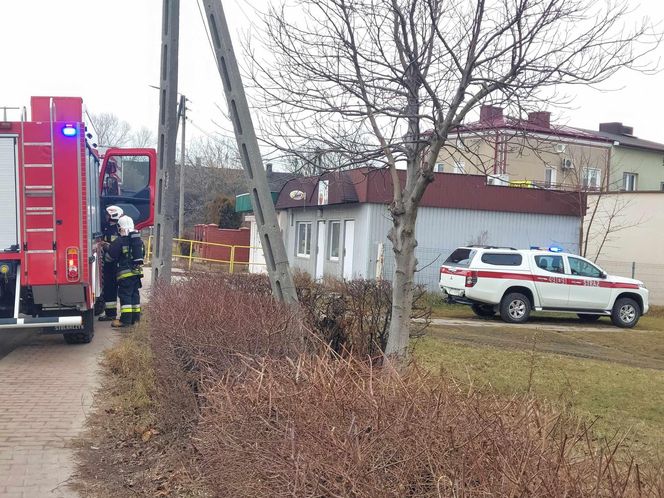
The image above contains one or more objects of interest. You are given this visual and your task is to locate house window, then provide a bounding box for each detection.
[453,161,466,174]
[327,220,341,260]
[544,167,557,188]
[434,162,445,173]
[583,168,601,190]
[623,172,638,191]
[296,222,312,258]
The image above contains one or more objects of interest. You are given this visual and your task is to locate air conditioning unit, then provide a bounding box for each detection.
[487,174,510,186]
[554,143,567,154]
[561,158,574,169]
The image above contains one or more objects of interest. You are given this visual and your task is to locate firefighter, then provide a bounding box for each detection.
[98,205,124,321]
[107,216,145,328]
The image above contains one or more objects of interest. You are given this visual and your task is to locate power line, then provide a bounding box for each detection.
[196,0,218,69]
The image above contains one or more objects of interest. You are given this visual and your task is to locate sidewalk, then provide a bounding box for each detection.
[0,327,118,497]
[0,270,152,497]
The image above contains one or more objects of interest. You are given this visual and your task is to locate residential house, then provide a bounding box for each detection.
[437,105,613,191]
[586,122,664,192]
[438,106,664,192]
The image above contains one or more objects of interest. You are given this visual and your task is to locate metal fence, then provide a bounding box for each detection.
[145,236,266,273]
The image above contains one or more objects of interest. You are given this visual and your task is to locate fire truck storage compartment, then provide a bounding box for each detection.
[0,137,19,252]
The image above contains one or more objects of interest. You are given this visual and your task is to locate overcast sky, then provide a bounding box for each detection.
[1,0,663,145]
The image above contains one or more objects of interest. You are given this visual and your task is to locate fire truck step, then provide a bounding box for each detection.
[0,316,82,330]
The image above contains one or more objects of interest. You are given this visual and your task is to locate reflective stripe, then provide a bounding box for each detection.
[121,305,133,312]
[132,306,141,312]
[105,302,117,309]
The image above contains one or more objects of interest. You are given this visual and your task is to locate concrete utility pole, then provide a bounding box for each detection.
[202,0,298,304]
[152,0,180,284]
[177,94,187,239]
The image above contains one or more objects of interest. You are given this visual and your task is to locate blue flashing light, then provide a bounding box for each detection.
[548,245,564,253]
[62,125,77,137]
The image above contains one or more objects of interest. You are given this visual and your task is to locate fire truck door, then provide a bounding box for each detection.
[100,149,157,230]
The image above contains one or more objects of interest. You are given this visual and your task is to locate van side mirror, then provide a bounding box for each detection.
[601,271,608,279]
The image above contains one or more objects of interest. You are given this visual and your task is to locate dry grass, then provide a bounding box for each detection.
[73,323,210,497]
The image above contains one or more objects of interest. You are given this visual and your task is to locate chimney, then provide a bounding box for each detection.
[479,105,503,123]
[599,122,634,136]
[527,111,551,129]
[266,162,273,175]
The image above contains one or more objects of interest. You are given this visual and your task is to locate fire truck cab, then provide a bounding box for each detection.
[0,96,156,343]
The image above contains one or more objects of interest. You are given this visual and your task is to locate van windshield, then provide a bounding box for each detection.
[444,248,476,267]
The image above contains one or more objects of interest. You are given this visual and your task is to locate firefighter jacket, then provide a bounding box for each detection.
[101,221,120,263]
[107,231,145,280]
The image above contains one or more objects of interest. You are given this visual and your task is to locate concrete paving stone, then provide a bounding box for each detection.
[0,319,122,497]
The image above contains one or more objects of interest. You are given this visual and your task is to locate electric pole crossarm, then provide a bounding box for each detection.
[202,0,298,304]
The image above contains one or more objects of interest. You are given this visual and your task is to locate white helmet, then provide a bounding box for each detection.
[106,205,124,221]
[118,215,135,236]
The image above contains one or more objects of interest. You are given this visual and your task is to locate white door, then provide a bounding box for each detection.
[0,137,18,251]
[315,221,325,280]
[343,220,355,279]
[531,254,570,308]
[566,256,612,310]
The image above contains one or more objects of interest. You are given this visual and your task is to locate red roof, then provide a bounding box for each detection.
[276,167,585,217]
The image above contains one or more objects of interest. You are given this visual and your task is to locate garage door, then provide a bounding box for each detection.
[0,137,19,251]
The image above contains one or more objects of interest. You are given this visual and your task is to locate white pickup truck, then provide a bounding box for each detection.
[439,246,649,328]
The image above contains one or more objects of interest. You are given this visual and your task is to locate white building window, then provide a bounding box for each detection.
[453,161,466,174]
[623,172,638,191]
[583,168,601,190]
[296,222,312,258]
[544,167,557,188]
[327,220,341,260]
[434,162,445,173]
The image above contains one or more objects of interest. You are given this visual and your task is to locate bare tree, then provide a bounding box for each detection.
[250,0,658,356]
[90,112,131,148]
[131,126,157,148]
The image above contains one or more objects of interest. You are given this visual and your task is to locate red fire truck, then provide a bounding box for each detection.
[0,96,156,343]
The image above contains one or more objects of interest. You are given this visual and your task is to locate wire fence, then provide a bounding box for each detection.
[378,243,664,306]
[597,260,664,306]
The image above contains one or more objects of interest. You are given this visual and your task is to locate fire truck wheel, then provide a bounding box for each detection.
[63,310,95,344]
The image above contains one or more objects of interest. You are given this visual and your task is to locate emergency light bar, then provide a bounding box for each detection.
[529,245,565,253]
[62,124,77,137]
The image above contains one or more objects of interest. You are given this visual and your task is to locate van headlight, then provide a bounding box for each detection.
[639,282,647,289]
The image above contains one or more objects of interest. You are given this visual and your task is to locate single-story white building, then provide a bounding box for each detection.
[246,167,585,291]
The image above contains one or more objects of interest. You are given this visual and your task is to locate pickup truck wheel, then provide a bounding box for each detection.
[63,309,95,344]
[578,314,601,322]
[611,298,640,329]
[500,293,531,324]
[471,304,496,319]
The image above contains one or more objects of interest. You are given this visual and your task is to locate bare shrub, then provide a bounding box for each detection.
[295,273,430,357]
[195,355,663,497]
[149,273,310,433]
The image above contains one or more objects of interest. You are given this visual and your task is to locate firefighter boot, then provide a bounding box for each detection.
[111,319,126,328]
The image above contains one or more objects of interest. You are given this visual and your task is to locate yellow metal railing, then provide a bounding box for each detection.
[145,235,265,272]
